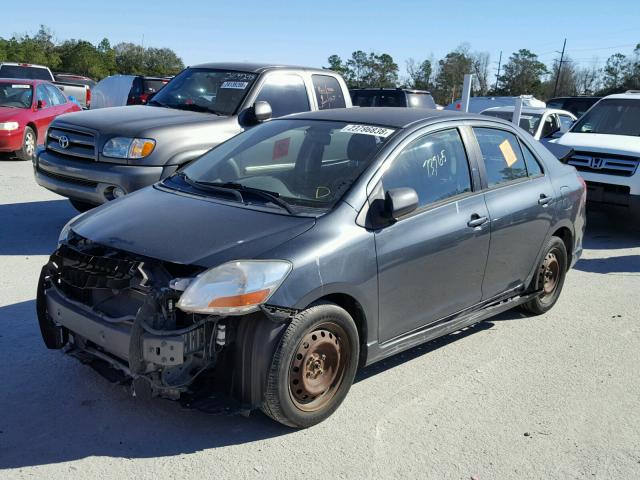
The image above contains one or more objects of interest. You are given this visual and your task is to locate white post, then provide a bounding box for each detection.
[512,96,524,126]
[460,74,473,112]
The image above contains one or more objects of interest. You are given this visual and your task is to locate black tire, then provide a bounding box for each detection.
[69,199,97,213]
[261,302,359,428]
[521,236,568,315]
[16,126,36,161]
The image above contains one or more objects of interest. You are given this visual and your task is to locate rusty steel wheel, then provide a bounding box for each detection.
[288,322,351,412]
[261,303,359,428]
[522,236,568,315]
[540,251,560,297]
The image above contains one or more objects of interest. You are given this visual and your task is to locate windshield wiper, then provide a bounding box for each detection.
[201,181,295,214]
[173,172,244,202]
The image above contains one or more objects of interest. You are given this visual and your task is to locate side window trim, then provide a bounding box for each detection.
[518,138,545,178]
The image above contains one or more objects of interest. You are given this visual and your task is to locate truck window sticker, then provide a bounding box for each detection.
[340,124,395,137]
[221,81,249,90]
[272,137,291,160]
[499,139,518,167]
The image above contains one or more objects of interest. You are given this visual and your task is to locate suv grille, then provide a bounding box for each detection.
[47,127,96,161]
[567,151,639,177]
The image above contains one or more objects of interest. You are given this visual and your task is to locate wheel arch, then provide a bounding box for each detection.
[551,225,573,271]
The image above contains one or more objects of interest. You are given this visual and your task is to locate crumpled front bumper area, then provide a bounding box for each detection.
[36,240,221,399]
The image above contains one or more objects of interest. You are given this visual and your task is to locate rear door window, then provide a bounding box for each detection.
[255,74,310,118]
[36,84,54,107]
[473,128,528,187]
[44,84,67,105]
[312,75,346,110]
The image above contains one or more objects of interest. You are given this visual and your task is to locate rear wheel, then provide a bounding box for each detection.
[261,302,359,428]
[16,126,36,161]
[522,236,568,315]
[69,199,97,213]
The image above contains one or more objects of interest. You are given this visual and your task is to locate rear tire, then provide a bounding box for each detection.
[261,302,359,428]
[16,126,36,161]
[69,199,97,212]
[521,236,568,315]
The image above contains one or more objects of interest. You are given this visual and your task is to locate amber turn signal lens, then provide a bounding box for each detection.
[208,288,271,308]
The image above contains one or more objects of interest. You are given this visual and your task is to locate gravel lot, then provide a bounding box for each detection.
[1,158,639,480]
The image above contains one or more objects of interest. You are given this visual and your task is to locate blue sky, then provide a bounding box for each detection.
[3,0,639,77]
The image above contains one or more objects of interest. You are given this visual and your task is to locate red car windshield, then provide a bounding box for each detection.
[0,83,33,108]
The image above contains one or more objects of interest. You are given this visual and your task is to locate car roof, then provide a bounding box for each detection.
[0,78,45,85]
[603,90,640,100]
[284,107,485,128]
[191,62,333,75]
[483,106,575,116]
[350,88,432,94]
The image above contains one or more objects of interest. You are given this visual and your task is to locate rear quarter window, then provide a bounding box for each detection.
[312,75,346,110]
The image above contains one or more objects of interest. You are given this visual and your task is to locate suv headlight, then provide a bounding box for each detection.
[176,260,292,315]
[103,137,155,159]
[0,122,19,131]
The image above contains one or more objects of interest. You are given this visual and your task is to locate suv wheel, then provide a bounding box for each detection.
[261,302,359,428]
[522,236,568,315]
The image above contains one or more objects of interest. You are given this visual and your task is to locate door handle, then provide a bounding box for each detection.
[538,194,553,206]
[467,214,489,228]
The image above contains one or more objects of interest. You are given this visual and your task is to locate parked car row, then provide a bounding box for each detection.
[1,57,630,429]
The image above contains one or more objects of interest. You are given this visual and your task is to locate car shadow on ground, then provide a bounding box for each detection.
[0,199,76,255]
[582,210,640,250]
[575,255,640,274]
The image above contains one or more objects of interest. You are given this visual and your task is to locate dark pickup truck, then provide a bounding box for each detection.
[34,63,351,211]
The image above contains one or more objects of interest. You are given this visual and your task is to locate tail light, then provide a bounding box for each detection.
[86,88,91,107]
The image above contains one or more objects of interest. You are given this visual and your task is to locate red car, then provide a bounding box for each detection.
[0,79,81,160]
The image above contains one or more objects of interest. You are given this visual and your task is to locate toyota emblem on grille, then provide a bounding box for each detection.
[58,135,70,149]
[591,157,604,169]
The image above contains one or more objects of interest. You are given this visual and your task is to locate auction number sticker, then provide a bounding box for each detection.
[221,81,249,89]
[499,139,518,167]
[340,124,395,137]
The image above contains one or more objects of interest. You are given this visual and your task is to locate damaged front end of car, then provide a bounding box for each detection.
[36,231,293,412]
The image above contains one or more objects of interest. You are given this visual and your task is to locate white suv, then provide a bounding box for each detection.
[557,91,640,219]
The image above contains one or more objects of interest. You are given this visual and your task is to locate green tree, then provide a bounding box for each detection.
[406,58,432,90]
[144,48,184,76]
[433,47,473,104]
[498,49,547,96]
[57,40,106,78]
[602,53,630,93]
[325,54,351,81]
[114,42,146,75]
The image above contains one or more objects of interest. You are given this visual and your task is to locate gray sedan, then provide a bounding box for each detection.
[37,108,586,428]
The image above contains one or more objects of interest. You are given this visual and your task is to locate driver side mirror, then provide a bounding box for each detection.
[253,101,272,123]
[384,188,419,220]
[544,125,561,139]
[37,100,47,109]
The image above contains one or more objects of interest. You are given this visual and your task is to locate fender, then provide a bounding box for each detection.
[232,313,287,409]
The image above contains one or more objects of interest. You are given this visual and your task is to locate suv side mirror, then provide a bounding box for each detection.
[544,126,561,138]
[37,100,47,109]
[384,188,419,219]
[253,101,272,123]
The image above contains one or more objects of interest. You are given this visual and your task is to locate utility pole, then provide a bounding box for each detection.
[553,38,567,97]
[494,51,502,92]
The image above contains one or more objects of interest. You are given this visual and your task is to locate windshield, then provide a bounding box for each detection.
[149,68,257,115]
[351,91,405,107]
[0,65,51,80]
[482,110,542,136]
[571,99,640,136]
[172,119,396,213]
[0,83,33,108]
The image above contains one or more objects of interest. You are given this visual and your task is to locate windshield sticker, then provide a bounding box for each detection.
[340,124,395,137]
[499,139,518,167]
[422,150,447,177]
[11,84,30,89]
[273,137,291,160]
[221,81,248,89]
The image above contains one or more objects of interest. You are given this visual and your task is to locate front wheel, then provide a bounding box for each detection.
[261,302,359,428]
[521,236,568,315]
[16,126,36,161]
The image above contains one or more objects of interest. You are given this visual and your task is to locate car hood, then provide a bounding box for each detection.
[0,107,28,121]
[54,105,230,137]
[557,132,640,156]
[69,186,316,268]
